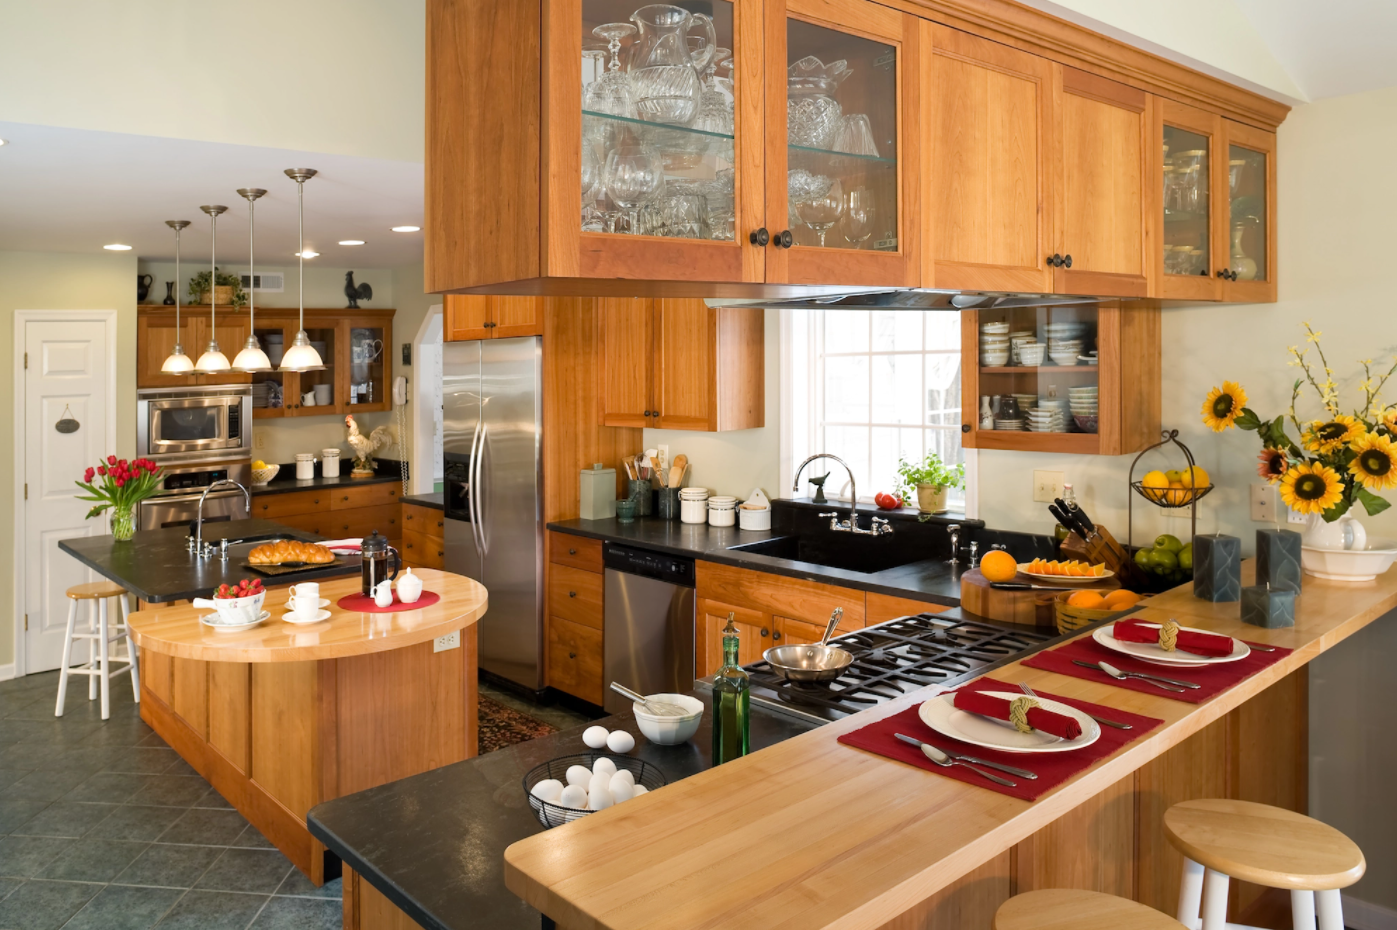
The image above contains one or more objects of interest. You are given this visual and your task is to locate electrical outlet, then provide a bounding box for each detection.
[1032,470,1064,503]
[1250,484,1277,522]
[254,432,266,451]
[433,630,460,653]
[657,444,670,474]
[1288,507,1307,525]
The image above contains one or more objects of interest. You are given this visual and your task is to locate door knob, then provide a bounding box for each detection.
[760,627,770,637]
[1062,254,1072,268]
[568,591,577,598]
[749,228,770,246]
[775,230,793,248]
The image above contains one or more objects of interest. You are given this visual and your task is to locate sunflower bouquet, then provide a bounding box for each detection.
[1201,322,1397,522]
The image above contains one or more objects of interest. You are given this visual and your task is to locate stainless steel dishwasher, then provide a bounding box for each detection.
[602,543,696,714]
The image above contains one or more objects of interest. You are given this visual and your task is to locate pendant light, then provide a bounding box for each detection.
[194,204,231,373]
[160,220,195,374]
[231,187,271,372]
[279,168,325,372]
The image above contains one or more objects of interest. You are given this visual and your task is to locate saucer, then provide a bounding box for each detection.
[199,610,270,633]
[283,598,330,610]
[282,608,332,625]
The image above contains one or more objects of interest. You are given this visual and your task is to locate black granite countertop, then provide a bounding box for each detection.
[251,471,400,497]
[402,492,444,511]
[307,697,816,930]
[58,520,359,603]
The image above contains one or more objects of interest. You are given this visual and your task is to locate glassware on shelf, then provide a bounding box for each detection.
[628,4,716,126]
[690,47,734,136]
[831,113,879,158]
[1229,158,1246,196]
[787,168,831,206]
[795,176,844,247]
[841,186,875,246]
[701,169,735,241]
[786,55,850,148]
[581,48,607,98]
[583,22,638,130]
[603,144,665,234]
[581,141,606,232]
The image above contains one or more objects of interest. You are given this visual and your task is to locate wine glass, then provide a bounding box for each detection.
[795,177,844,247]
[842,186,875,247]
[583,23,638,128]
[603,145,664,235]
[581,142,605,231]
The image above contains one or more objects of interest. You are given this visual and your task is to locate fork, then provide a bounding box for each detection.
[1019,680,1132,730]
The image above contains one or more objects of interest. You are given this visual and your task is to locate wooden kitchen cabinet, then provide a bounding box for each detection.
[137,306,252,388]
[1151,99,1225,301]
[599,298,763,432]
[546,531,605,704]
[1217,119,1277,302]
[698,599,770,678]
[444,295,543,341]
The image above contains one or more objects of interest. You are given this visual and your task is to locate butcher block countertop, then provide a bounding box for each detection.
[504,562,1397,930]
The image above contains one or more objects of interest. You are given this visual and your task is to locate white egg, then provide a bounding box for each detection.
[632,785,648,796]
[588,771,612,799]
[611,781,635,803]
[558,784,588,810]
[582,725,610,749]
[588,786,614,810]
[605,730,636,753]
[609,770,635,793]
[591,757,618,778]
[565,765,592,788]
[530,779,564,803]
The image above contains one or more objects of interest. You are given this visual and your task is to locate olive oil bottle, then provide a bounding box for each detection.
[711,614,750,765]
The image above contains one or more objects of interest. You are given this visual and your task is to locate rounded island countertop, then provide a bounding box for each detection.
[127,569,487,662]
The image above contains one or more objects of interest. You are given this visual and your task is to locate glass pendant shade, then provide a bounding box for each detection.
[195,341,231,373]
[280,330,325,372]
[161,346,195,374]
[231,336,272,372]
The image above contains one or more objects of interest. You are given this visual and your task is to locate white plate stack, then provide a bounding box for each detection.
[1027,406,1066,432]
[1069,385,1099,432]
[980,321,1010,366]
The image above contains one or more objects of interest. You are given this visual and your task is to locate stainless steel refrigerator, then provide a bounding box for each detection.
[442,338,544,691]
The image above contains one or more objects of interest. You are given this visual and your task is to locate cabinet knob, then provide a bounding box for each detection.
[749,227,770,247]
[643,410,652,417]
[760,627,769,637]
[569,651,577,659]
[961,424,972,433]
[772,631,782,641]
[568,591,577,598]
[342,495,349,501]
[775,229,793,248]
[652,410,660,418]
[1063,253,1072,268]
[437,550,443,557]
[1047,253,1061,267]
[568,548,577,555]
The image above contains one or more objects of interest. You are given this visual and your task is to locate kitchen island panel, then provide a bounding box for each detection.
[1014,771,1137,898]
[172,655,209,739]
[208,660,250,772]
[878,851,1011,930]
[251,660,319,822]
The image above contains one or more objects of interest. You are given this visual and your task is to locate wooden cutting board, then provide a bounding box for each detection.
[959,568,1119,628]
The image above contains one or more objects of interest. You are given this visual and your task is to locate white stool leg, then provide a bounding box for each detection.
[121,593,140,702]
[1290,890,1316,930]
[1315,890,1344,930]
[87,601,98,701]
[1177,856,1206,929]
[1200,868,1230,930]
[55,599,78,717]
[98,597,111,720]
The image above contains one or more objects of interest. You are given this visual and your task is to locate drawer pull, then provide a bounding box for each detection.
[436,550,443,557]
[569,651,577,659]
[343,495,349,501]
[568,548,577,555]
[568,591,577,598]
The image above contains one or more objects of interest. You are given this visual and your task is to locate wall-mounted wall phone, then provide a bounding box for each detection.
[392,376,408,406]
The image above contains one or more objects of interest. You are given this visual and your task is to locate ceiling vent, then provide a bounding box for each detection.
[240,272,284,293]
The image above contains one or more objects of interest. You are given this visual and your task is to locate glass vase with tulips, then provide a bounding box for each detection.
[76,456,164,541]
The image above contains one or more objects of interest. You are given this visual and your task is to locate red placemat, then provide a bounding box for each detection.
[837,678,1163,801]
[1021,633,1291,704]
[336,590,441,613]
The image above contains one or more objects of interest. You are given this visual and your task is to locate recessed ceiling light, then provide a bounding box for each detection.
[339,240,365,246]
[0,139,8,146]
[391,225,420,233]
[103,243,132,251]
[295,250,320,259]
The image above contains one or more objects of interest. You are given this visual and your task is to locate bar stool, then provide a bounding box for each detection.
[995,889,1188,930]
[55,581,141,721]
[1165,799,1365,930]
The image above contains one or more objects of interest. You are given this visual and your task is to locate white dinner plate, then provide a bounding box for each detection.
[281,608,332,625]
[199,610,270,633]
[282,598,330,610]
[918,691,1100,754]
[1017,563,1115,585]
[1092,622,1249,667]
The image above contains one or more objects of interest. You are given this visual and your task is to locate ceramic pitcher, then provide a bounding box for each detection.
[1302,512,1366,551]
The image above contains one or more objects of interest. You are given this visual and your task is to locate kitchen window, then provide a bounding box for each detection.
[781,310,971,513]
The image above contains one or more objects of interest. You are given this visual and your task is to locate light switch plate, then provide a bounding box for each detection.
[1032,470,1064,503]
[433,630,460,653]
[254,432,266,450]
[1250,484,1277,522]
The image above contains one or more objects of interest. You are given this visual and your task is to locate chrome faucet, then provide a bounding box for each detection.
[792,453,891,536]
[189,479,251,558]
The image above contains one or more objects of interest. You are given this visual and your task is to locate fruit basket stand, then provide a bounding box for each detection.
[1127,429,1214,545]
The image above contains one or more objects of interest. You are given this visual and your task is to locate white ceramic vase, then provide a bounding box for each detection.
[1301,512,1366,551]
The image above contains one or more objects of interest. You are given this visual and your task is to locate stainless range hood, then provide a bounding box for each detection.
[708,288,1111,312]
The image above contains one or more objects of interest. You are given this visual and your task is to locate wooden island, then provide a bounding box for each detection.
[129,569,486,886]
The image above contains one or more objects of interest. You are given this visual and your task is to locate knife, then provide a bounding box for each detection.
[1047,503,1086,541]
[1072,659,1196,691]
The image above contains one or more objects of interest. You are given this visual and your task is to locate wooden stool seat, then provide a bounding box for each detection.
[66,581,129,601]
[995,889,1188,930]
[1164,799,1365,891]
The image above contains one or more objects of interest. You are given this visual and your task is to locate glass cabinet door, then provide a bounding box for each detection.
[1155,101,1221,299]
[346,322,390,412]
[1217,119,1275,301]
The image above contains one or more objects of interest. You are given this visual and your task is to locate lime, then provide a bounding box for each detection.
[1134,547,1153,570]
[1148,548,1179,573]
[1177,543,1193,571]
[1154,534,1184,553]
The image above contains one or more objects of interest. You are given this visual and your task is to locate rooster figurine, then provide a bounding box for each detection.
[345,415,392,477]
[344,271,373,309]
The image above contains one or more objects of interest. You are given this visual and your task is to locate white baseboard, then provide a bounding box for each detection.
[1346,894,1397,930]
[0,663,14,682]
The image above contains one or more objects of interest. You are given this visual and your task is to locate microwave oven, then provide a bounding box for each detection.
[136,386,252,460]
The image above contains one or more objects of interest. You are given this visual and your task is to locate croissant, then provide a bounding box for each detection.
[248,540,336,565]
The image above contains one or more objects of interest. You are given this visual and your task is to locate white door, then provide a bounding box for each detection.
[23,318,111,673]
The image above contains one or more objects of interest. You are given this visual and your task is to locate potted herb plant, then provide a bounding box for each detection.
[187,268,247,308]
[896,452,965,514]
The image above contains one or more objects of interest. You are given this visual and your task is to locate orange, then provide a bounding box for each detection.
[1166,481,1188,505]
[979,549,1018,583]
[1102,589,1143,610]
[1067,590,1106,609]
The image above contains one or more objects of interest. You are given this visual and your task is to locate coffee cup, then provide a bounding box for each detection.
[288,582,319,599]
[291,594,321,620]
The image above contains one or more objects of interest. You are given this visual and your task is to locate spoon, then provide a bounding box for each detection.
[1087,659,1188,692]
[610,682,692,717]
[893,734,1016,787]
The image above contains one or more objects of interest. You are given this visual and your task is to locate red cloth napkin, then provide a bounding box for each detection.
[953,689,1082,740]
[1022,634,1292,704]
[336,590,441,613]
[1113,618,1234,657]
[837,678,1163,801]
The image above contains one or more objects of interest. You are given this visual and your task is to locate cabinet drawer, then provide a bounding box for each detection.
[547,616,603,705]
[253,490,326,520]
[331,503,401,539]
[331,482,401,511]
[549,533,602,572]
[399,529,444,569]
[272,511,334,538]
[548,564,602,630]
[402,504,445,541]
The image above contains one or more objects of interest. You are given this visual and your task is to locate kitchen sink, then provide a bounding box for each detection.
[727,533,928,575]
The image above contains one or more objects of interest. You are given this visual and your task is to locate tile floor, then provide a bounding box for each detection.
[0,670,340,930]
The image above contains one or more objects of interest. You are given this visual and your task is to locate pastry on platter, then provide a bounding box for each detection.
[248,540,336,565]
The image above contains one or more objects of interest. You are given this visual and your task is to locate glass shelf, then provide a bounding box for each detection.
[583,110,734,145]
[788,143,896,165]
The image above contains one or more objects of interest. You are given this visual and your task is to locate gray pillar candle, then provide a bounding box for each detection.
[1193,534,1242,602]
[1241,584,1296,628]
[1256,529,1303,592]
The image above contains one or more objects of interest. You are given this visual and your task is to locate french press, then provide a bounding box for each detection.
[360,530,401,596]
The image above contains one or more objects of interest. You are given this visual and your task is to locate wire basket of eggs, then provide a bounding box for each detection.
[523,753,667,829]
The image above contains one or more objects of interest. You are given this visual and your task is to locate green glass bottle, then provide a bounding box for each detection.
[711,613,750,765]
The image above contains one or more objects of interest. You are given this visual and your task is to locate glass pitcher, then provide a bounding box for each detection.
[787,55,851,149]
[628,4,717,126]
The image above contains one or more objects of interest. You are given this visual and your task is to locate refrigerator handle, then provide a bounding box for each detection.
[475,421,489,558]
[469,417,485,558]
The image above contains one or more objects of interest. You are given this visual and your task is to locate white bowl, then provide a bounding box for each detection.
[632,693,704,745]
[251,464,280,486]
[193,590,267,626]
[1301,540,1397,581]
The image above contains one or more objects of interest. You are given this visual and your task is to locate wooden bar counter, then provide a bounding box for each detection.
[129,569,487,886]
[505,563,1396,930]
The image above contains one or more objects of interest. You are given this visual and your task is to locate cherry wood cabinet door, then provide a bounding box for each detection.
[1217,119,1277,303]
[445,295,490,342]
[1151,99,1223,300]
[598,297,654,429]
[923,24,1054,293]
[653,299,715,431]
[1053,67,1150,298]
[490,296,543,338]
[698,599,768,678]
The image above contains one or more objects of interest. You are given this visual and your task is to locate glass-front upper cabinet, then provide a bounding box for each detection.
[765,0,920,288]
[1219,118,1276,301]
[1154,100,1222,300]
[346,320,391,412]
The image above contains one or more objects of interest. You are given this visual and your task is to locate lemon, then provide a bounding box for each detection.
[253,459,267,470]
[1164,469,1182,483]
[1181,465,1210,489]
[1141,470,1169,489]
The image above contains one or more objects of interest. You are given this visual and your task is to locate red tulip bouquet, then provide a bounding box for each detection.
[76,456,164,541]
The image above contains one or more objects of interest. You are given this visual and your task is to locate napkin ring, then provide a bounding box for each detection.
[1158,619,1180,652]
[1009,696,1039,734]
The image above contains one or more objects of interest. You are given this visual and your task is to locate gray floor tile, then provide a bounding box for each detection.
[0,770,89,804]
[136,732,169,748]
[229,824,275,849]
[0,876,19,900]
[11,802,117,839]
[152,890,268,929]
[0,836,74,878]
[86,806,184,843]
[195,848,292,894]
[60,884,183,930]
[273,871,341,900]
[113,844,221,889]
[248,894,340,929]
[156,809,249,847]
[38,839,147,883]
[61,772,151,805]
[161,758,198,778]
[0,878,98,929]
[128,776,209,809]
[102,747,179,775]
[0,770,30,793]
[0,798,49,835]
[192,786,232,810]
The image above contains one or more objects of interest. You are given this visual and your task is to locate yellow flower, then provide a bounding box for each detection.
[1279,462,1345,515]
[1383,407,1397,434]
[1302,414,1364,454]
[1201,381,1247,432]
[1349,433,1397,492]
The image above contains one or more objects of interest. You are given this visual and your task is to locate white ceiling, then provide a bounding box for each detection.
[0,122,424,268]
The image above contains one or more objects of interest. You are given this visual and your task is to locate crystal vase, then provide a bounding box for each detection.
[111,505,136,542]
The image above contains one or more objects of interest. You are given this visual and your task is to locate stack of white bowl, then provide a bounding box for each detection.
[1068,385,1099,432]
[1027,406,1065,432]
[1045,321,1091,366]
[1012,333,1046,367]
[1011,393,1038,411]
[980,321,1010,366]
